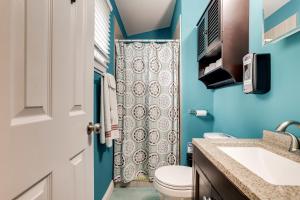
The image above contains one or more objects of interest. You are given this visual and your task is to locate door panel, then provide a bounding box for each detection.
[70,151,87,200]
[15,175,52,200]
[0,0,95,199]
[10,0,52,126]
[70,0,86,115]
[25,0,52,108]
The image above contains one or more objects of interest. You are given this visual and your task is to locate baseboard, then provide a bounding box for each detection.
[102,180,114,200]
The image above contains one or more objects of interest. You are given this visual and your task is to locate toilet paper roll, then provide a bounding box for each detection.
[196,110,207,117]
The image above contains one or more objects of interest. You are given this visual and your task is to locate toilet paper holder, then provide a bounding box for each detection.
[188,109,208,117]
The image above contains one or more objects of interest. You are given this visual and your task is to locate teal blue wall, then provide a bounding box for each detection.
[94,5,118,199]
[213,0,300,138]
[264,0,300,32]
[110,0,127,38]
[94,73,113,200]
[170,0,181,37]
[180,0,213,165]
[127,27,172,39]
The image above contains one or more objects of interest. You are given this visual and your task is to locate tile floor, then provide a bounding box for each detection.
[110,187,160,200]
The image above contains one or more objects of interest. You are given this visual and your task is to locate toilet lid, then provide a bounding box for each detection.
[154,166,192,189]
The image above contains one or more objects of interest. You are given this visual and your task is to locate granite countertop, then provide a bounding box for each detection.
[192,130,300,200]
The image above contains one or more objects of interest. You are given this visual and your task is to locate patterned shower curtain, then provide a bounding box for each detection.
[114,41,180,183]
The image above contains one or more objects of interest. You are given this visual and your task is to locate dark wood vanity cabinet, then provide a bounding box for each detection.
[197,0,249,89]
[193,146,249,200]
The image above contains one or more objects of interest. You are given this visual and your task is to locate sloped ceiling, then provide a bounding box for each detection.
[114,0,176,36]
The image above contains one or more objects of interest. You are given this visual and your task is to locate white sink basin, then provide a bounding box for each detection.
[218,146,300,186]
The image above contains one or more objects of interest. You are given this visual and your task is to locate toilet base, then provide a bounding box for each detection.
[159,194,192,200]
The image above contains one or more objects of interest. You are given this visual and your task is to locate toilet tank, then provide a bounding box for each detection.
[203,132,236,139]
[187,133,235,167]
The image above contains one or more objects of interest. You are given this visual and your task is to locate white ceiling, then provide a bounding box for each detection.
[115,0,176,36]
[263,0,290,19]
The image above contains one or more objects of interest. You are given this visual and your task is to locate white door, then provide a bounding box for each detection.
[0,0,95,199]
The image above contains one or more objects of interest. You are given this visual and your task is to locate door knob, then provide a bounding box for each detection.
[87,122,101,135]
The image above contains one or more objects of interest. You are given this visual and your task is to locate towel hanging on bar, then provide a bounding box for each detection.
[100,73,119,147]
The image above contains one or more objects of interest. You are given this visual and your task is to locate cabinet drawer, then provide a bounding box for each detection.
[193,146,249,200]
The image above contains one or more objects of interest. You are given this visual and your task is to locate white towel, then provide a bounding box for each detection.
[100,73,119,147]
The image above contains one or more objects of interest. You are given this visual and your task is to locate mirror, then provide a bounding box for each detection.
[263,0,300,44]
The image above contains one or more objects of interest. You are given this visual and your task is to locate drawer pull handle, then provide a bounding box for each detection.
[203,196,214,200]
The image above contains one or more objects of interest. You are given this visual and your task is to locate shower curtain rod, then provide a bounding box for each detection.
[115,39,180,43]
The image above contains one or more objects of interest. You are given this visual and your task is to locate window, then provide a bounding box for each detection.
[94,0,112,69]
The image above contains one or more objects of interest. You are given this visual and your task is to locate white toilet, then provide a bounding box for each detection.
[154,165,192,200]
[154,132,234,200]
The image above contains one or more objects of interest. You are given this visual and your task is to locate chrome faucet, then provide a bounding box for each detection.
[275,120,300,152]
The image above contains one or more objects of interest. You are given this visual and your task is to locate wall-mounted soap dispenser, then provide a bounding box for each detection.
[243,53,271,94]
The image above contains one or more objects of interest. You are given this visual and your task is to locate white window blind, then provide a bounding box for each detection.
[94,0,111,67]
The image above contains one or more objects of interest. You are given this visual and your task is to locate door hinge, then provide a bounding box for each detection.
[71,0,76,4]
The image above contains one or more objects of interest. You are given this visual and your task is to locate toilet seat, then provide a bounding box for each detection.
[154,166,193,198]
[155,177,192,190]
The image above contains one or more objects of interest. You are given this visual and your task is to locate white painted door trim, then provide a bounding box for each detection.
[101,181,114,200]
